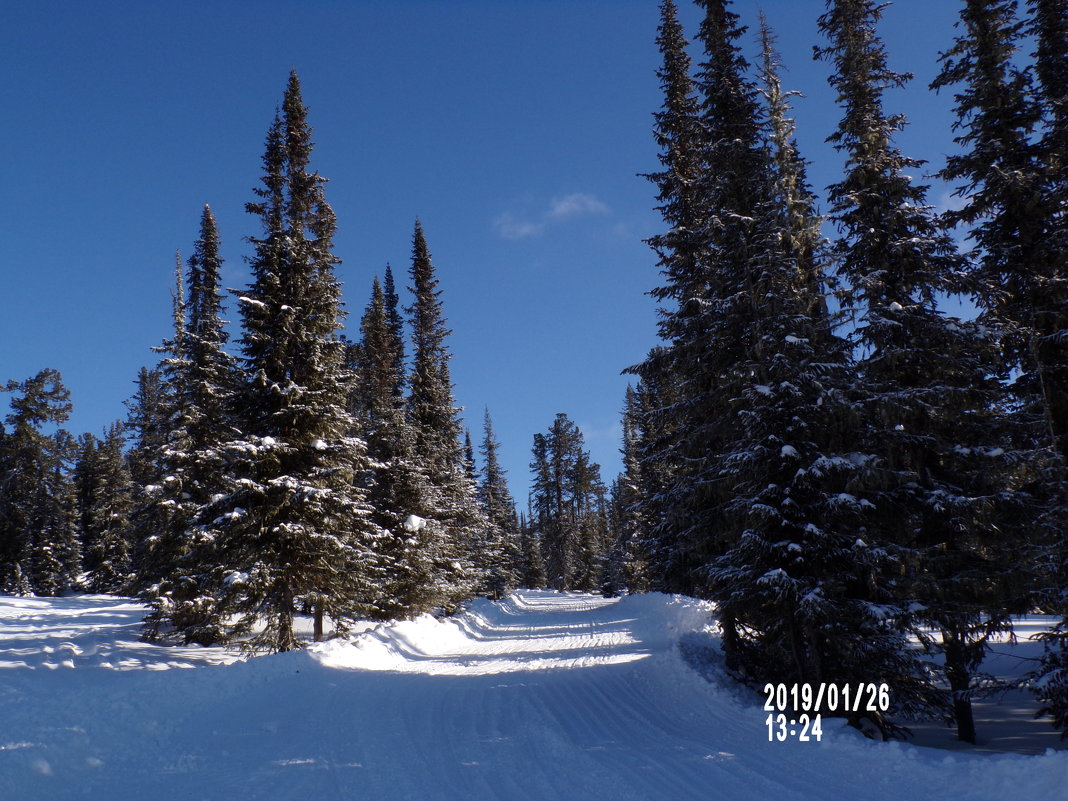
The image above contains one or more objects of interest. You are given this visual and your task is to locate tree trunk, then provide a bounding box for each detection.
[944,632,977,744]
[277,579,298,652]
[720,613,741,674]
[313,604,324,642]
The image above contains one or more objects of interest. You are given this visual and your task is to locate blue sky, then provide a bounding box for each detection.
[1,0,966,503]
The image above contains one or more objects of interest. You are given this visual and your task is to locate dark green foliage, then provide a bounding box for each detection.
[530,413,609,592]
[624,0,945,734]
[81,423,135,593]
[128,257,188,596]
[819,0,1032,740]
[931,0,1065,455]
[124,367,169,489]
[626,0,717,597]
[628,363,684,593]
[517,510,547,590]
[0,369,78,595]
[137,207,237,643]
[478,409,521,599]
[350,273,415,618]
[603,386,649,596]
[757,12,831,328]
[204,72,387,652]
[34,430,82,595]
[463,430,479,491]
[694,4,931,726]
[401,220,486,612]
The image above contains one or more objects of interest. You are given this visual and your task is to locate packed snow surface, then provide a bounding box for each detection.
[1,591,1066,800]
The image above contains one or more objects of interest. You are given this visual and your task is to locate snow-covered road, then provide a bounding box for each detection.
[1,591,1065,800]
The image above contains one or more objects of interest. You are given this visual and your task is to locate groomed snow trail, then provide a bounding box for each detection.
[1,591,1065,800]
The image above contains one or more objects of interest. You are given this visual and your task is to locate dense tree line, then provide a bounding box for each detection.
[627,0,1066,741]
[0,72,528,654]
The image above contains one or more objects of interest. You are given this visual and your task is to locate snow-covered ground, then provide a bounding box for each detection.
[1,591,1066,801]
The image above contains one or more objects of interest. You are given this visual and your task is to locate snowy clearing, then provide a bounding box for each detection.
[1,591,1066,800]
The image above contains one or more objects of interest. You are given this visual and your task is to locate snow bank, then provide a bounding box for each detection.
[311,591,711,675]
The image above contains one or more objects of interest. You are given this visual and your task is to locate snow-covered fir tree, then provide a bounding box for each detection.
[931,0,1067,470]
[626,0,707,597]
[927,0,1068,737]
[819,0,1034,740]
[139,206,238,644]
[32,429,81,596]
[81,422,135,593]
[478,408,521,599]
[603,386,649,597]
[517,508,547,590]
[127,254,188,595]
[1029,0,1068,737]
[0,369,76,595]
[401,220,486,612]
[757,12,832,330]
[654,2,932,730]
[124,366,169,490]
[202,71,387,652]
[350,270,421,619]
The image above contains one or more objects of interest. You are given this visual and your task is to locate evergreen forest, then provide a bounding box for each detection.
[1,0,1067,745]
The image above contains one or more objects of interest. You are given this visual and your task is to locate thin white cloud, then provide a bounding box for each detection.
[547,193,610,221]
[578,419,623,445]
[494,213,544,240]
[495,192,611,240]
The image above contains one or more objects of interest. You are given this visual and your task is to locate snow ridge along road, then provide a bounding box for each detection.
[1,590,1065,800]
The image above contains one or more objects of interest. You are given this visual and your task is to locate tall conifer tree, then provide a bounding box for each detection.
[0,370,76,595]
[627,0,705,596]
[124,367,168,489]
[479,408,520,599]
[352,272,418,618]
[402,220,484,611]
[819,0,1027,740]
[205,72,386,652]
[530,413,608,591]
[83,423,135,593]
[139,206,238,643]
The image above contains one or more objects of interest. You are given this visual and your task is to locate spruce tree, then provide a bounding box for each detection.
[930,0,1059,460]
[351,271,419,618]
[604,385,648,596]
[757,12,831,328]
[72,433,101,576]
[0,369,75,595]
[479,408,521,599]
[124,367,168,489]
[628,368,682,592]
[463,430,478,485]
[819,0,1028,740]
[83,423,135,593]
[33,429,81,596]
[205,71,386,652]
[517,509,547,590]
[970,0,1068,737]
[664,5,924,730]
[648,0,788,669]
[128,255,188,593]
[530,413,608,591]
[139,206,237,643]
[626,0,706,596]
[402,220,485,611]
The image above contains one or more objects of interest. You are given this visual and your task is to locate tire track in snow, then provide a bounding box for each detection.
[3,591,1067,800]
